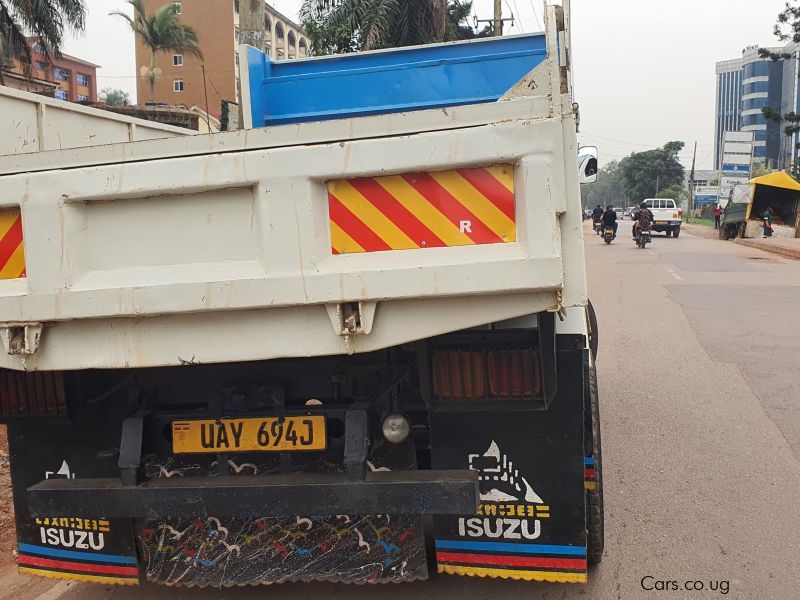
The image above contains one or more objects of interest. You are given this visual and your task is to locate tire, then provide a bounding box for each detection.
[585,363,604,566]
[587,300,599,360]
[665,228,672,238]
[604,236,612,245]
[719,225,729,240]
[673,228,680,238]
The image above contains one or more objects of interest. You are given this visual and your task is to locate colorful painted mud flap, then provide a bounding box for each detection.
[328,165,516,254]
[8,423,139,586]
[138,441,426,586]
[431,388,587,583]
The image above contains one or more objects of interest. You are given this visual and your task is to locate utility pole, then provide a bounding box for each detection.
[688,141,697,223]
[201,64,211,132]
[655,176,660,196]
[494,0,503,36]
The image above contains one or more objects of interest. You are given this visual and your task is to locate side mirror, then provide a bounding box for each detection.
[578,146,598,184]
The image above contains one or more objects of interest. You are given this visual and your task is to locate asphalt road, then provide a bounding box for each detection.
[2,223,799,599]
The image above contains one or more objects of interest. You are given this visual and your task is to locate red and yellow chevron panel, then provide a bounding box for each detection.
[328,165,516,254]
[0,208,25,279]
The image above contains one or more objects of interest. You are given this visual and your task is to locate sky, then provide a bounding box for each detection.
[64,0,791,170]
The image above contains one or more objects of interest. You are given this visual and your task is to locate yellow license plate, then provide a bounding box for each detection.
[172,416,326,454]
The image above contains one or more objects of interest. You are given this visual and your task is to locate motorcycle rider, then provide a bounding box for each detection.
[591,204,604,235]
[633,201,654,239]
[601,204,617,238]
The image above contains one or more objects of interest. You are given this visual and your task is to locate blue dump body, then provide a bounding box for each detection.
[244,33,548,128]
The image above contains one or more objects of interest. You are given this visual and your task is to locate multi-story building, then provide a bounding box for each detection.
[4,38,98,103]
[135,1,308,118]
[714,46,784,170]
[712,44,800,171]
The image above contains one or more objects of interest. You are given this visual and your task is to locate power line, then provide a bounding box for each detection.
[507,0,524,33]
[527,0,543,30]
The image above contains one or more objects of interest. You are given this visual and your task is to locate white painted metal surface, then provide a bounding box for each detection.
[0,85,194,157]
[0,4,587,370]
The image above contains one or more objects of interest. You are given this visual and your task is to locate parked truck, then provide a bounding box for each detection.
[0,1,603,588]
[719,172,800,240]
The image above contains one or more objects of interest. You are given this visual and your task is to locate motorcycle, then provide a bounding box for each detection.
[593,219,602,235]
[603,225,615,244]
[635,225,652,249]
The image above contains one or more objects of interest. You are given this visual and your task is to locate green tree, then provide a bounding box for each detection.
[580,159,625,209]
[111,0,202,104]
[300,0,481,54]
[0,0,86,78]
[300,16,358,55]
[100,87,130,106]
[620,141,686,202]
[656,184,684,203]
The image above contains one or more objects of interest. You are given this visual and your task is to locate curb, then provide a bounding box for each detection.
[734,238,800,261]
[681,223,718,240]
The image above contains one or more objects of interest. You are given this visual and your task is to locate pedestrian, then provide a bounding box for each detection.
[712,204,722,229]
[763,207,775,238]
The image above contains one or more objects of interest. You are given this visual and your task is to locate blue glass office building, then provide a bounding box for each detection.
[714,46,786,170]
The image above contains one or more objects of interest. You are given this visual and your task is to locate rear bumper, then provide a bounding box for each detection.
[28,469,479,519]
[652,221,681,229]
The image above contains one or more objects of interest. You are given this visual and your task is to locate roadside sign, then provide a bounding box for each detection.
[720,175,749,188]
[694,186,719,206]
[723,142,753,154]
[721,165,750,173]
[723,131,755,143]
[721,131,754,180]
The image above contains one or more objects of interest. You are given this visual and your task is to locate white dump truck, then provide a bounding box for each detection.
[0,1,603,588]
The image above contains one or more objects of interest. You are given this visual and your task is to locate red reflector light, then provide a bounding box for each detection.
[0,370,67,419]
[433,351,486,400]
[432,348,541,401]
[488,349,542,398]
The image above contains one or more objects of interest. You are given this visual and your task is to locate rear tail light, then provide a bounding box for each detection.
[488,349,542,398]
[432,348,541,401]
[0,370,67,420]
[678,209,683,218]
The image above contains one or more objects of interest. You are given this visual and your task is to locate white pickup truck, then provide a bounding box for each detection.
[0,1,603,590]
[642,198,683,237]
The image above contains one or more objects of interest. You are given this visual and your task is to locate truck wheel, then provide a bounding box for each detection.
[719,225,728,240]
[665,228,672,238]
[673,227,680,238]
[586,363,604,565]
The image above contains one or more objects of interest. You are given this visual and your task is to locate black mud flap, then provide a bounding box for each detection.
[8,423,140,586]
[137,440,427,587]
[431,349,588,584]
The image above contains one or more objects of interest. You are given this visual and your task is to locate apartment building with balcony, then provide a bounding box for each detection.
[135,1,308,118]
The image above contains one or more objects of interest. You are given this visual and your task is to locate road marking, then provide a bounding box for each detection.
[667,268,683,281]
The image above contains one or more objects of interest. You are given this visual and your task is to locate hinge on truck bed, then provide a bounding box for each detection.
[326,302,377,353]
[0,322,43,355]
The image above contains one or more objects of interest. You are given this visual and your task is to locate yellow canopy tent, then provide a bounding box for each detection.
[749,171,800,191]
[745,172,800,229]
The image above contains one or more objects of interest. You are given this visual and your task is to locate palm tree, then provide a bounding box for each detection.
[301,0,476,53]
[0,0,86,76]
[111,0,202,104]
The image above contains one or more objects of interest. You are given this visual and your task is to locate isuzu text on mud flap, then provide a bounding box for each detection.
[0,0,604,588]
